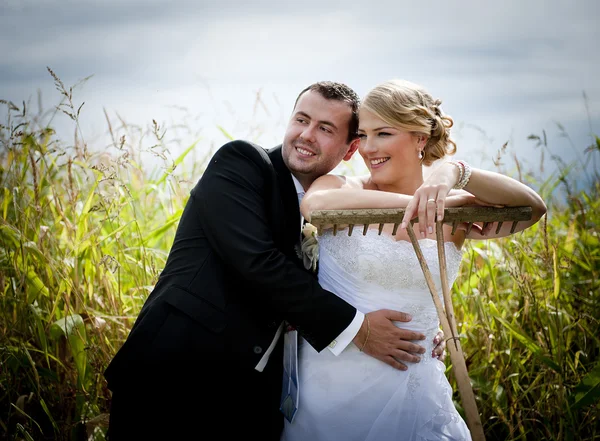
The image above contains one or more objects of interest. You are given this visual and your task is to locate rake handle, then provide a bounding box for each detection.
[404,222,486,441]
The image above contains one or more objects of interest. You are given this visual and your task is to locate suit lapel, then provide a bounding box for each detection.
[268,145,302,253]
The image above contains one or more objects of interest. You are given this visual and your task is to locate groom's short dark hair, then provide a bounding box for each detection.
[293,81,360,143]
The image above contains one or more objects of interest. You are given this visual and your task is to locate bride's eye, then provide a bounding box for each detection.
[378,132,391,137]
[358,134,367,140]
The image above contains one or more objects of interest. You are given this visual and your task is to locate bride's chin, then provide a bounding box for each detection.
[368,171,384,182]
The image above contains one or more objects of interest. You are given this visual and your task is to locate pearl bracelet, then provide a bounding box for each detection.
[455,160,471,189]
[448,160,472,189]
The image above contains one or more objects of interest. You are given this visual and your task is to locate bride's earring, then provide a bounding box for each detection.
[418,150,423,160]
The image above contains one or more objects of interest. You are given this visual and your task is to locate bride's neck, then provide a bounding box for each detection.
[376,175,423,195]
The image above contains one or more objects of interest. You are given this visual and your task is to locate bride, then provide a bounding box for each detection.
[280,79,546,441]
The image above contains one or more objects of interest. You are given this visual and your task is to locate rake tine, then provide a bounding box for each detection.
[362,224,369,235]
[392,222,400,235]
[333,224,338,236]
[348,224,354,236]
[451,220,459,235]
[510,221,518,234]
[378,223,384,235]
[465,222,474,235]
[495,221,503,234]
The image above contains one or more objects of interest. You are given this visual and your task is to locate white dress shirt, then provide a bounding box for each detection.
[254,174,364,371]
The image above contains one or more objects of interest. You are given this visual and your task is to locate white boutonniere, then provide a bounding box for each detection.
[296,222,319,272]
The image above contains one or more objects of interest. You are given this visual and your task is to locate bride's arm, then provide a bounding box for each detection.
[403,162,547,240]
[301,174,478,221]
[461,168,546,239]
[300,174,414,221]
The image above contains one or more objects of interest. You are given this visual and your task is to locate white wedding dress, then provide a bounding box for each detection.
[281,230,472,441]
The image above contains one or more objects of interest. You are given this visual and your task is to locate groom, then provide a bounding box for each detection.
[104,81,445,441]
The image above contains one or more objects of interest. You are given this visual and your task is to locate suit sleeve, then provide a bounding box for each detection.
[193,141,356,352]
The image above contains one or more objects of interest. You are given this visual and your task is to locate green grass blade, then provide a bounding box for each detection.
[49,315,87,383]
[156,139,200,186]
[217,125,234,140]
[142,211,181,245]
[490,305,562,373]
[570,360,600,410]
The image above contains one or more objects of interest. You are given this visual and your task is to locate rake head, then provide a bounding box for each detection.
[309,206,533,236]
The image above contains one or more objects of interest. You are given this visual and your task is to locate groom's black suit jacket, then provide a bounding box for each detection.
[104,141,356,418]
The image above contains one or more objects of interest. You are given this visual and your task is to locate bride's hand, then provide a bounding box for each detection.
[354,310,428,371]
[402,187,504,238]
[400,161,491,237]
[432,330,446,361]
[400,171,454,238]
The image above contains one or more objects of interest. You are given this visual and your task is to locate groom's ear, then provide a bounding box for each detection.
[343,138,360,161]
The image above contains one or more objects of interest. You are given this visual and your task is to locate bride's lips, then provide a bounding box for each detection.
[369,157,390,169]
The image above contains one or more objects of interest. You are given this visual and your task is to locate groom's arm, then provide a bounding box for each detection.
[196,141,437,369]
[326,311,364,354]
[195,140,356,351]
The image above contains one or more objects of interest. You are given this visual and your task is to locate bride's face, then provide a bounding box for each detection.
[357,109,422,189]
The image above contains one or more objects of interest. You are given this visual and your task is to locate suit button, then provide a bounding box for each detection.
[253,346,263,354]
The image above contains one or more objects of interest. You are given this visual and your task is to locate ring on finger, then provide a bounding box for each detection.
[427,198,436,203]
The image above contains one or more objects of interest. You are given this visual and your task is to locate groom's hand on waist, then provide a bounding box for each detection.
[352,310,427,371]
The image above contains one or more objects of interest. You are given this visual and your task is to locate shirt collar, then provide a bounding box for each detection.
[290,173,305,198]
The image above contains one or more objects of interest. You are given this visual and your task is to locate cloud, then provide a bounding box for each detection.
[1,0,598,177]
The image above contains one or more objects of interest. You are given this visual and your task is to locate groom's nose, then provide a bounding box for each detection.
[300,123,317,143]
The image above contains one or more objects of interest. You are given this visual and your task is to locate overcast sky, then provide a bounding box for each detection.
[1,0,598,181]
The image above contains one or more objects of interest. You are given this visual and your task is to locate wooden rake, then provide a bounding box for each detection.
[309,206,533,441]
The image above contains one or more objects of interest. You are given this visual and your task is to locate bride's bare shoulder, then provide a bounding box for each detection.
[312,174,371,189]
[343,175,371,189]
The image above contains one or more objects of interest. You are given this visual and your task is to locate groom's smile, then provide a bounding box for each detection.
[295,144,316,158]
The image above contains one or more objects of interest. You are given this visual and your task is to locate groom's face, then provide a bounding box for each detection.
[282,90,357,189]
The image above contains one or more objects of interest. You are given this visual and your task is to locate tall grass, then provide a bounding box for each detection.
[0,69,211,440]
[455,186,600,439]
[0,70,598,440]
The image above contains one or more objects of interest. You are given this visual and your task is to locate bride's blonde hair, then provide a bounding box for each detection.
[361,79,456,166]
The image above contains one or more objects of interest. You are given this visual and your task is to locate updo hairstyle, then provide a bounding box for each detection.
[361,79,456,166]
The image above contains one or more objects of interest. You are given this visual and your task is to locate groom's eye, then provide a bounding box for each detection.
[320,126,333,134]
[296,117,308,124]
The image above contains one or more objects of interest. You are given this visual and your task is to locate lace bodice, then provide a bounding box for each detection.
[318,229,463,335]
[321,230,462,291]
